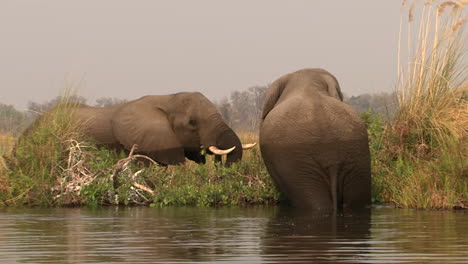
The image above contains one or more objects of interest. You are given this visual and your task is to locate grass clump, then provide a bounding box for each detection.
[0,134,15,184]
[147,146,279,207]
[0,97,85,206]
[371,0,467,209]
[0,102,279,207]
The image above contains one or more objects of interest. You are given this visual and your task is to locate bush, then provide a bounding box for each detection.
[1,100,84,206]
[1,104,280,207]
[370,1,467,209]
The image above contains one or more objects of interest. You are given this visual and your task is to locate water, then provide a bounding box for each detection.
[0,206,466,263]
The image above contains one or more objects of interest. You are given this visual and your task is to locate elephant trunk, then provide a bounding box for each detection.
[216,129,242,166]
[200,119,242,166]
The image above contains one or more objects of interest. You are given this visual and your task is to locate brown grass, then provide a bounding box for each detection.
[238,131,260,160]
[0,134,16,192]
[373,0,467,209]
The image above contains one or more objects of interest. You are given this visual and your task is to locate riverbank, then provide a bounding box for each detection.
[1,1,466,210]
[0,112,280,207]
[369,1,467,209]
[1,108,466,209]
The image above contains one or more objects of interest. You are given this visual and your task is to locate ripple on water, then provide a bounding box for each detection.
[0,207,466,263]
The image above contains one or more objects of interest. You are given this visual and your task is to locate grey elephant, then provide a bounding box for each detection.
[27,92,255,166]
[260,68,371,213]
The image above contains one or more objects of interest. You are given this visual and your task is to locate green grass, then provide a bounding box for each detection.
[365,109,467,209]
[1,98,465,209]
[368,1,467,209]
[57,139,280,207]
[0,98,85,206]
[0,106,280,207]
[146,149,279,207]
[1,1,466,210]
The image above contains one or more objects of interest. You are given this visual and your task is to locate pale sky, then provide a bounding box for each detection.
[0,1,402,110]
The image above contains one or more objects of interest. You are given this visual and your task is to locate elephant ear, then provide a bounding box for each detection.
[111,100,185,165]
[321,71,344,101]
[261,74,290,120]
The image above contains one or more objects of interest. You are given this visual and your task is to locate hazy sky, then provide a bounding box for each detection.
[0,1,402,109]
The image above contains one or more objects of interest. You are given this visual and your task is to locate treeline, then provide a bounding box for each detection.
[215,86,268,132]
[0,96,128,136]
[0,89,396,135]
[0,104,30,135]
[344,92,397,118]
[214,86,396,132]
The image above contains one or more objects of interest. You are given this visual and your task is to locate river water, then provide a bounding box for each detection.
[0,206,466,264]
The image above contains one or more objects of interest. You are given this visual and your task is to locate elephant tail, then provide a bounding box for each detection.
[328,165,343,214]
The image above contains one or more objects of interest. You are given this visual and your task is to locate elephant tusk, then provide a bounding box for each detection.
[208,146,236,155]
[242,143,257,150]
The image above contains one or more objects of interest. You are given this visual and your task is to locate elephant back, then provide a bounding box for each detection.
[260,68,371,211]
[262,68,343,121]
[73,104,122,145]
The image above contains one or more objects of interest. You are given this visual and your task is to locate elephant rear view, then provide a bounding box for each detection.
[260,68,371,213]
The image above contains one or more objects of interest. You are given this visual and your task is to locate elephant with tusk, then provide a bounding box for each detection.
[259,68,371,213]
[25,92,255,166]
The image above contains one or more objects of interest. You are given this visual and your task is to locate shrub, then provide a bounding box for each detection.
[1,103,280,207]
[371,1,467,209]
[1,99,84,206]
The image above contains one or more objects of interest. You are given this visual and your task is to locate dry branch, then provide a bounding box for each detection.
[54,141,157,204]
[110,144,156,196]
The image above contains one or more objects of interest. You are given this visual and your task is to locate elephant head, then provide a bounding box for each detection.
[74,92,255,166]
[259,68,371,213]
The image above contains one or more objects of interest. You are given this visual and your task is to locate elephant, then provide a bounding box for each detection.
[25,92,255,166]
[259,68,371,213]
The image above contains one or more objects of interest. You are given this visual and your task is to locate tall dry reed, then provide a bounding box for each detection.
[373,0,467,209]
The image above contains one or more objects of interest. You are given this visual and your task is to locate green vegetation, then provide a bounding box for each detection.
[0,1,466,209]
[0,105,279,207]
[369,1,467,209]
[0,98,85,206]
[147,149,279,207]
[0,103,30,136]
[68,138,280,207]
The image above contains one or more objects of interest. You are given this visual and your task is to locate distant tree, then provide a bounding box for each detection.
[215,85,268,132]
[229,90,253,130]
[344,92,397,119]
[94,97,128,107]
[216,98,232,126]
[368,92,397,118]
[0,103,30,135]
[217,85,396,132]
[345,94,372,114]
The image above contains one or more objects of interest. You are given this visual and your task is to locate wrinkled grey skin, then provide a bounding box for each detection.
[260,68,371,213]
[71,92,243,166]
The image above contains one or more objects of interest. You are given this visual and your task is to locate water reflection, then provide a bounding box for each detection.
[261,207,371,263]
[369,208,468,263]
[0,207,274,263]
[0,206,467,263]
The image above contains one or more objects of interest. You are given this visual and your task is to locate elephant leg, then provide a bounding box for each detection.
[262,148,334,212]
[286,164,336,212]
[343,163,371,211]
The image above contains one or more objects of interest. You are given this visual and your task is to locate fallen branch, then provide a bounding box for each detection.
[110,144,156,198]
[129,168,154,195]
[133,182,154,195]
[55,141,157,205]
